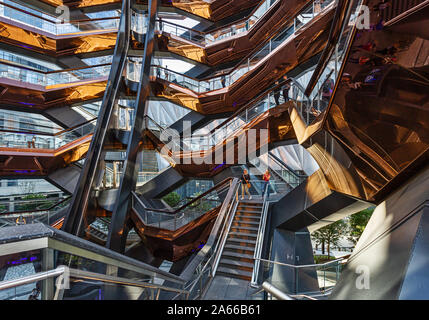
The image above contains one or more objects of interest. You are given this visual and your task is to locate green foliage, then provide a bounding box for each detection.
[311,219,348,259]
[162,192,181,208]
[314,255,336,264]
[16,194,55,212]
[347,207,374,244]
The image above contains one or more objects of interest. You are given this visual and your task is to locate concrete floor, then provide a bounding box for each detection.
[203,276,265,300]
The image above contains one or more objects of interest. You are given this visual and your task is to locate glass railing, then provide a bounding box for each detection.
[256,257,348,297]
[133,0,278,45]
[0,2,119,36]
[145,76,291,155]
[222,0,335,89]
[0,229,188,300]
[0,197,70,228]
[132,178,232,231]
[128,0,335,94]
[0,118,96,150]
[0,51,50,72]
[0,195,67,214]
[0,62,110,87]
[267,152,306,188]
[175,178,241,300]
[103,166,160,189]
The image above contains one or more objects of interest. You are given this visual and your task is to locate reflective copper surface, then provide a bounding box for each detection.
[292,0,429,203]
[0,135,91,177]
[0,21,117,56]
[149,0,312,66]
[145,102,295,177]
[142,9,334,114]
[131,206,220,261]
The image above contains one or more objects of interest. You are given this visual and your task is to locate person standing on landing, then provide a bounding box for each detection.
[262,169,271,199]
[241,169,252,200]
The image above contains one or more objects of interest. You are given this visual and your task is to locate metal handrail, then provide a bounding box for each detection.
[0,266,189,300]
[211,180,241,277]
[0,266,67,291]
[181,179,241,299]
[251,183,269,286]
[262,281,295,300]
[132,177,234,214]
[255,257,348,269]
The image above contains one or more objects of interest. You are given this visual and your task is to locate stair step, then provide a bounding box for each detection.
[235,211,261,217]
[239,202,263,206]
[216,266,252,281]
[221,251,254,263]
[219,258,254,270]
[230,226,259,233]
[229,232,258,240]
[224,244,255,255]
[226,238,256,247]
[234,215,261,222]
[231,220,260,227]
[238,204,263,209]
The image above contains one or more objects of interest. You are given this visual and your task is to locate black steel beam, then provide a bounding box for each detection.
[62,0,131,235]
[107,0,159,253]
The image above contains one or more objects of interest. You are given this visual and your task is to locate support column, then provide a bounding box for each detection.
[41,248,55,300]
[107,0,159,253]
[269,228,319,294]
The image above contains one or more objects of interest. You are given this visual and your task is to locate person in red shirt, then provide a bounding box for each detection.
[262,170,271,199]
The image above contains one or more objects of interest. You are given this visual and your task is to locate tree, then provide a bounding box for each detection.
[348,207,374,245]
[311,219,348,258]
[162,192,181,208]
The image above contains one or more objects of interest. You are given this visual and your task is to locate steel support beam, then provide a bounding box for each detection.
[107,0,159,253]
[63,0,131,235]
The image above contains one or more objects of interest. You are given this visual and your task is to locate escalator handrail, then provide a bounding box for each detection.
[132,177,234,215]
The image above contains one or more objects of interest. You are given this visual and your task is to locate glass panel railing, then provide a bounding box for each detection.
[256,257,348,297]
[291,0,362,125]
[176,178,241,300]
[144,76,291,154]
[0,62,110,87]
[103,165,161,189]
[267,153,306,188]
[0,2,119,35]
[132,178,232,231]
[0,197,71,228]
[0,118,96,150]
[140,0,279,45]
